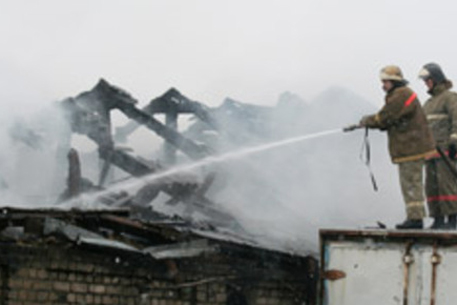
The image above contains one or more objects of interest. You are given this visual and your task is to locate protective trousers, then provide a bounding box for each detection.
[399,159,426,220]
[426,158,457,217]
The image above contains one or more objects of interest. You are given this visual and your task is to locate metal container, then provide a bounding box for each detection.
[319,229,457,305]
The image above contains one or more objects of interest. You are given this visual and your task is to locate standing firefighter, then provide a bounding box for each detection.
[419,63,457,229]
[360,65,435,229]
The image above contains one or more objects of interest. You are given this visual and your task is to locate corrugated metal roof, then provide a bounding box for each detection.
[143,239,218,259]
[78,236,139,252]
[43,217,103,241]
[0,206,309,260]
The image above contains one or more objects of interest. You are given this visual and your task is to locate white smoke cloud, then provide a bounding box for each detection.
[0,100,72,206]
[0,73,412,255]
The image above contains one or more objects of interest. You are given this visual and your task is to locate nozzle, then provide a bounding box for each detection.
[343,124,362,132]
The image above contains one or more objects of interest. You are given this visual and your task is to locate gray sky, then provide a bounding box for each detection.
[2,0,457,111]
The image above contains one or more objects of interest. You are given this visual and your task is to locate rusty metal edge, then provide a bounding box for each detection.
[430,242,441,305]
[320,228,457,242]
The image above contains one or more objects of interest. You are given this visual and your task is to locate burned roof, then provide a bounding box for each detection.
[0,79,321,262]
[0,206,311,269]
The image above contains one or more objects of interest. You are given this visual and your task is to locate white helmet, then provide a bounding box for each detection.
[379,65,406,82]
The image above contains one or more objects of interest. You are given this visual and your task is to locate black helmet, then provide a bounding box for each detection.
[418,63,447,84]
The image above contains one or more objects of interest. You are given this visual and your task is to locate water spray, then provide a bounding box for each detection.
[62,128,345,207]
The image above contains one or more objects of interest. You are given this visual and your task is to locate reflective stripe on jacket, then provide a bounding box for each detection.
[423,81,457,150]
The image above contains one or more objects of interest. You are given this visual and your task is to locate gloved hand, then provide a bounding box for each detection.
[359,115,372,127]
[449,143,457,160]
[343,124,362,132]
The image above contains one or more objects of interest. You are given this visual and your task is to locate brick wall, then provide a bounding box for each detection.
[0,243,315,305]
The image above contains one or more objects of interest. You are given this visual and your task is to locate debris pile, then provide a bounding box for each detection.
[59,79,241,231]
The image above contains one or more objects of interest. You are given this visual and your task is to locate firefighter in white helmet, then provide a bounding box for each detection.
[360,65,435,229]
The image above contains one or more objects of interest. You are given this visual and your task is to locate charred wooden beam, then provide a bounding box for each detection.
[115,101,208,160]
[98,148,154,177]
[67,148,82,198]
[91,79,210,160]
[62,80,206,159]
[115,87,219,143]
[164,106,178,165]
[146,88,219,129]
[60,80,221,218]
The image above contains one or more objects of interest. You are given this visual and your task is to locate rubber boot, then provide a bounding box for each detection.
[395,219,423,230]
[447,214,457,230]
[429,216,446,230]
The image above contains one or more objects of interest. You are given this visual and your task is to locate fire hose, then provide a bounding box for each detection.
[343,123,378,191]
[344,123,457,191]
[436,146,457,180]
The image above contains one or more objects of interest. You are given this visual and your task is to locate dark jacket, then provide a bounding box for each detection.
[363,86,435,163]
[423,81,457,150]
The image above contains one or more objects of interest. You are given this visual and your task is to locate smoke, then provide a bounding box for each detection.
[0,101,72,206]
[0,80,404,255]
[180,87,403,254]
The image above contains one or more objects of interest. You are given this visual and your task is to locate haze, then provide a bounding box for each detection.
[2,0,456,109]
[1,0,456,252]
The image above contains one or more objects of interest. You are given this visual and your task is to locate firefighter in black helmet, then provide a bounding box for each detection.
[419,63,457,229]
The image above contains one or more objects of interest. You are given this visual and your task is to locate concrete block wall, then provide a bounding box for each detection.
[246,281,306,305]
[0,243,313,305]
[0,244,190,305]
